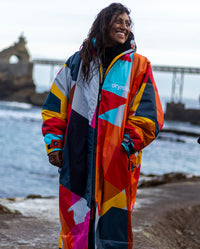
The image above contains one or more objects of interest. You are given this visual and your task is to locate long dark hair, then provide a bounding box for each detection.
[80,3,133,80]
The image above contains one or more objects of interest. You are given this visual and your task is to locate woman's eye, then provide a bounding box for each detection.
[115,19,130,27]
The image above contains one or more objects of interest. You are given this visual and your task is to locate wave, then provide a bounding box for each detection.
[0,101,42,122]
[0,101,33,110]
[164,120,200,134]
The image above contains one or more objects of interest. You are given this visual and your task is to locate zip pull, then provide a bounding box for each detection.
[128,155,135,173]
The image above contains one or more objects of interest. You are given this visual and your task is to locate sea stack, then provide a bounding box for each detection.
[0,34,47,106]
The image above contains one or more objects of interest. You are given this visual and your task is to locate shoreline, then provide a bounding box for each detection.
[0,176,200,248]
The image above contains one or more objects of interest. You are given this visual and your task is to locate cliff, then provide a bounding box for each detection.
[0,35,47,106]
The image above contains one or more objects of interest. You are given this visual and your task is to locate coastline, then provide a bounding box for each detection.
[0,175,200,248]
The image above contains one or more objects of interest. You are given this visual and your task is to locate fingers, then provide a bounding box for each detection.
[49,151,63,168]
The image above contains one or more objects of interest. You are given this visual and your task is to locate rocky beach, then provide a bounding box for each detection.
[0,174,200,249]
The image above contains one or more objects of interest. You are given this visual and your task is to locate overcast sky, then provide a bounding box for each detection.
[0,0,200,100]
[1,0,200,67]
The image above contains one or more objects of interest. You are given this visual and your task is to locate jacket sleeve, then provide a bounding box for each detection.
[123,61,164,153]
[41,64,71,155]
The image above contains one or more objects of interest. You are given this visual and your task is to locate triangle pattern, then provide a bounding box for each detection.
[120,54,132,62]
[99,89,126,116]
[99,104,125,127]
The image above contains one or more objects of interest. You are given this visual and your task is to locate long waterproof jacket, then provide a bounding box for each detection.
[41,46,164,249]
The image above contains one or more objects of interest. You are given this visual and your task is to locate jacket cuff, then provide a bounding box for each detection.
[46,139,63,155]
[44,134,64,155]
[48,139,63,150]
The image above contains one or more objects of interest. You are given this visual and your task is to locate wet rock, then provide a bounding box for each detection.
[138,172,200,188]
[25,194,43,199]
[161,128,200,137]
[28,91,48,106]
[158,135,185,143]
[0,203,21,214]
[6,197,16,201]
[165,102,200,125]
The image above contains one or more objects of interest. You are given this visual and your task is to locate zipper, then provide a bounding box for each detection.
[88,59,103,249]
[91,59,103,217]
[89,50,133,245]
[90,51,132,213]
[128,154,135,173]
[88,58,103,249]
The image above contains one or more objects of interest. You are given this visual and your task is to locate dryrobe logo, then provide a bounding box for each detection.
[112,83,130,92]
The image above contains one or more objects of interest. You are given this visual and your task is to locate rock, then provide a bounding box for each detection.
[138,172,200,188]
[165,102,200,125]
[0,203,21,214]
[28,91,48,106]
[158,135,185,143]
[25,194,43,199]
[0,35,47,107]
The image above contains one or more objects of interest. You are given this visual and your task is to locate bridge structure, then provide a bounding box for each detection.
[152,65,200,103]
[33,59,64,88]
[33,59,200,103]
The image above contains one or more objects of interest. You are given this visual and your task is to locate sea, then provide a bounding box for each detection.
[0,68,200,198]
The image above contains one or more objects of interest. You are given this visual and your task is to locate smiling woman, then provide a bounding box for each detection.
[80,2,135,81]
[106,12,131,47]
[41,2,164,249]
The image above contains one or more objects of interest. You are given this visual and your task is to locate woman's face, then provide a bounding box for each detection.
[106,12,131,47]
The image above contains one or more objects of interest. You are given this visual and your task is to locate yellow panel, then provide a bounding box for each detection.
[128,115,155,126]
[51,83,68,114]
[130,83,146,113]
[41,108,66,122]
[101,190,127,216]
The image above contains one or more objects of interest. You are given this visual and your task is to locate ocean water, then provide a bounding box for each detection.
[0,101,59,198]
[0,99,199,198]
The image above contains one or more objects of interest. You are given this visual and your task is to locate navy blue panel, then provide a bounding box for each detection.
[135,77,159,135]
[60,110,89,197]
[59,136,71,190]
[66,51,81,81]
[85,126,95,205]
[96,207,128,249]
[42,92,61,113]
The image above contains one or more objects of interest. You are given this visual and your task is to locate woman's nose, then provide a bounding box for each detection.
[120,22,127,29]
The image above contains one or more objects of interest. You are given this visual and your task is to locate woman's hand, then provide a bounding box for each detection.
[48,151,63,168]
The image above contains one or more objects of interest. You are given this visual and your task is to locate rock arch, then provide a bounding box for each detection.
[0,34,48,106]
[0,34,30,63]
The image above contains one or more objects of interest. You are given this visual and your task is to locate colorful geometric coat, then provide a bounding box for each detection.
[41,47,164,249]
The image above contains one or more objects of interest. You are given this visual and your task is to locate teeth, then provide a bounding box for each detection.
[117,32,125,36]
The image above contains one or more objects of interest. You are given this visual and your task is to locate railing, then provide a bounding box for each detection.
[152,65,200,74]
[33,59,200,102]
[33,59,65,66]
[33,59,200,74]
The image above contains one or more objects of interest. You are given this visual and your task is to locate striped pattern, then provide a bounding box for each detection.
[41,49,164,249]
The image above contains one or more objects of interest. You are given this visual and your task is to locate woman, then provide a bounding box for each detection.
[42,3,164,249]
